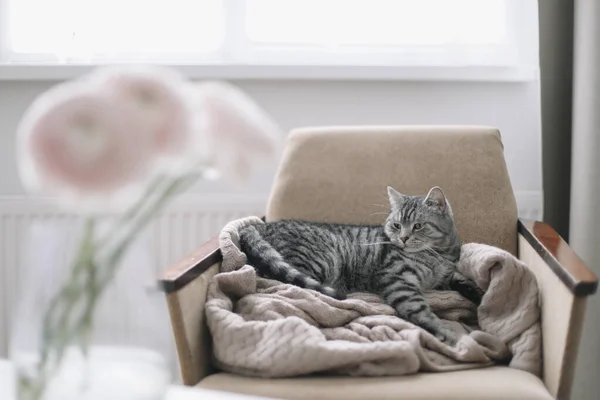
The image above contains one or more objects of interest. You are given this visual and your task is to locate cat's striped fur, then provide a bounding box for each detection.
[239,186,482,343]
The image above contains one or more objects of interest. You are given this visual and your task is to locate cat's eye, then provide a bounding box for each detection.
[392,222,402,230]
[414,223,423,230]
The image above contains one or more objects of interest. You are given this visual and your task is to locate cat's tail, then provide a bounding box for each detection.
[239,225,345,300]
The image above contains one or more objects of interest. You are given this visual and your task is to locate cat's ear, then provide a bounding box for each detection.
[387,186,406,210]
[424,186,447,212]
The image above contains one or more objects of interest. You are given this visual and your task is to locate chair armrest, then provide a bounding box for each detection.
[159,235,223,386]
[160,236,222,293]
[518,219,598,296]
[518,219,597,400]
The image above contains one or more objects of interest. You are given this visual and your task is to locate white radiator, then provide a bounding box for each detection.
[0,191,542,359]
[0,195,267,359]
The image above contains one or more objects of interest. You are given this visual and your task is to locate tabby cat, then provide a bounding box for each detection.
[239,186,483,343]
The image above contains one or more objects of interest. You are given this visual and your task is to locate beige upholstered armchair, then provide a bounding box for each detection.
[160,126,597,400]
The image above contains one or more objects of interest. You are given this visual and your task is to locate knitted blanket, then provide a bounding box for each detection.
[205,217,541,378]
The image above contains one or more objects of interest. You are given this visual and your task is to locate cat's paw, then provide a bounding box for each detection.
[471,286,485,305]
[450,272,485,306]
[435,327,458,346]
[458,282,485,306]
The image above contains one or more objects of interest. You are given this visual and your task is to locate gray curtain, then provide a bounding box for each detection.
[540,1,600,399]
[539,0,574,240]
[570,0,600,399]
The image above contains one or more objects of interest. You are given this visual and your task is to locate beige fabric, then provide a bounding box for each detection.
[198,367,552,400]
[267,126,518,255]
[518,235,587,400]
[204,217,541,379]
[167,263,220,385]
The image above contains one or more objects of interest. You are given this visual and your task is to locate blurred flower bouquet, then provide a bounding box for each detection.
[13,65,281,400]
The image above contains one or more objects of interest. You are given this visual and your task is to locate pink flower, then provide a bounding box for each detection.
[86,65,192,163]
[17,80,152,209]
[189,81,282,182]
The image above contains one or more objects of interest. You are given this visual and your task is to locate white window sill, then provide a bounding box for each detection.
[0,64,537,82]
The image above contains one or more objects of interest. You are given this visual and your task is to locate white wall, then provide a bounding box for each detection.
[0,79,542,199]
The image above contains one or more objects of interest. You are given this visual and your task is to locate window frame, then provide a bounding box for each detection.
[0,0,538,82]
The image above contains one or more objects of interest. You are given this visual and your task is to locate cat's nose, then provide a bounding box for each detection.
[400,236,410,243]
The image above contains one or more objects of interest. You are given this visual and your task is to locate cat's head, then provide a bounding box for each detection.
[384,186,460,253]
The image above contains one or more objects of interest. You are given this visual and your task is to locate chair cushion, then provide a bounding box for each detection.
[198,367,552,400]
[266,126,518,255]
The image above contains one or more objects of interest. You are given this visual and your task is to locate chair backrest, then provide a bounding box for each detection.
[267,126,518,255]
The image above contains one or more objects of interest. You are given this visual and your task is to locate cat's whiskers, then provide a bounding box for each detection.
[414,240,455,251]
[421,245,459,265]
[370,203,390,209]
[421,246,447,262]
[369,211,389,216]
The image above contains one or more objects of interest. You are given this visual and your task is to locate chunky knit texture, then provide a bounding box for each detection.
[205,217,541,378]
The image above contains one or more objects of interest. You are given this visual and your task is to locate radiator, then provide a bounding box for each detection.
[0,191,542,359]
[0,195,266,359]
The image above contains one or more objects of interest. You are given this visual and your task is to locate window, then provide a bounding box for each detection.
[0,0,536,72]
[242,0,519,66]
[1,0,226,63]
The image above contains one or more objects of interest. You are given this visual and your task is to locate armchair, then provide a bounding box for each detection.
[161,126,597,400]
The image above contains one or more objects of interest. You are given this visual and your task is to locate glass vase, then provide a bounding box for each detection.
[9,220,174,400]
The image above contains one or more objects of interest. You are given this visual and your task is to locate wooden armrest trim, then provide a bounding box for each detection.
[159,235,222,293]
[518,219,598,296]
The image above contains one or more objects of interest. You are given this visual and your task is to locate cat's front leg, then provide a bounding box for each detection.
[449,271,484,306]
[381,279,458,344]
